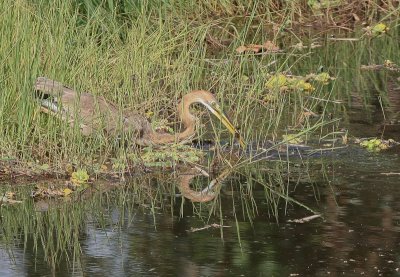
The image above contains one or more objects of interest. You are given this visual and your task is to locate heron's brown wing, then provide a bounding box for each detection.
[57,92,122,134]
[34,77,152,142]
[34,78,111,135]
[35,77,76,96]
[115,112,153,145]
[34,77,79,116]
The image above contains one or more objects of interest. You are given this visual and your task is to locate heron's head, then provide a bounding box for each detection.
[183,90,246,147]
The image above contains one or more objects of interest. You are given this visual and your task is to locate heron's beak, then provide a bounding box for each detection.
[205,102,246,148]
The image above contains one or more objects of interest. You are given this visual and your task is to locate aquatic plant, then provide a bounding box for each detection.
[359,138,398,152]
[70,169,90,185]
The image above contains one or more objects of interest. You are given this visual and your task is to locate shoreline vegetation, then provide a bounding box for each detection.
[1,1,399,272]
[1,0,399,179]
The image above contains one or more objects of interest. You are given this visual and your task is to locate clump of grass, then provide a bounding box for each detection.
[0,0,398,173]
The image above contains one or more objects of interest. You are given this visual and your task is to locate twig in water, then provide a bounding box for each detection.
[187,223,231,233]
[287,214,322,223]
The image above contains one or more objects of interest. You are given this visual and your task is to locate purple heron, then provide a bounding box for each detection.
[34,77,245,147]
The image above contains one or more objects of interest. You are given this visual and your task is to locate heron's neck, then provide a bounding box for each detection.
[150,95,196,144]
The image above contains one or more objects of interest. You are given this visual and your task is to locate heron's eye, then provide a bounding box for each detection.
[210,101,217,107]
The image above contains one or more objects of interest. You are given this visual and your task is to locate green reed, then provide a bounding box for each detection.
[1,0,398,171]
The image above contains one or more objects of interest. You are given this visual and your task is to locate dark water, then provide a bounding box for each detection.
[1,143,400,276]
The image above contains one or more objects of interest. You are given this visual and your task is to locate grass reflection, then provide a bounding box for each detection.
[0,157,328,271]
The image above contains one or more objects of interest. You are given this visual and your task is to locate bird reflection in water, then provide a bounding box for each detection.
[176,167,233,203]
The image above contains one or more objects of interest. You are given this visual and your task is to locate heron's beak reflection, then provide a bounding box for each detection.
[205,102,246,148]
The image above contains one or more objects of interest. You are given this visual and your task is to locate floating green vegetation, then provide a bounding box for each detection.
[130,144,205,167]
[359,138,399,152]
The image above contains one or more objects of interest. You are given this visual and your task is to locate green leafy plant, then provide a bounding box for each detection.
[70,169,90,186]
[360,138,395,152]
[132,145,205,167]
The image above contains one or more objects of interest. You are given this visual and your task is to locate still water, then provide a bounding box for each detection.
[1,142,399,276]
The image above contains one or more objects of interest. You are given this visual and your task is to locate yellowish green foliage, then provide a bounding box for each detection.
[363,23,390,37]
[132,144,205,167]
[360,138,393,152]
[282,134,304,144]
[70,169,90,186]
[264,73,322,102]
[63,188,73,196]
[310,73,334,84]
[265,74,289,90]
[290,79,315,91]
[383,59,399,69]
[371,23,389,36]
[265,73,316,92]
